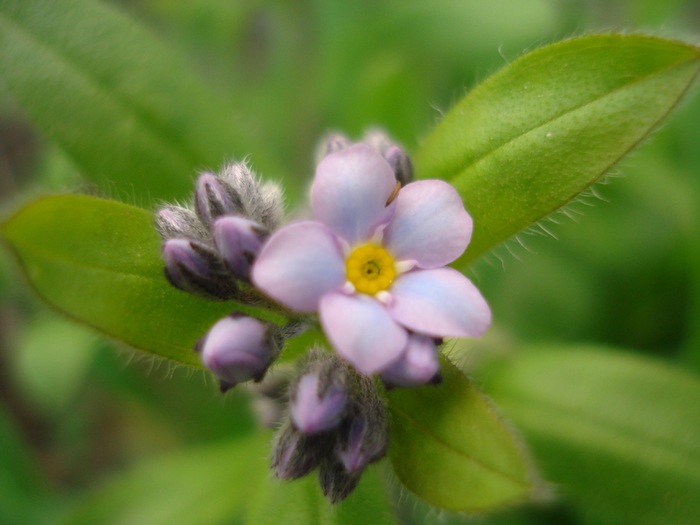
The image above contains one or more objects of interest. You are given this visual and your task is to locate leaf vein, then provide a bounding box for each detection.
[389,402,529,489]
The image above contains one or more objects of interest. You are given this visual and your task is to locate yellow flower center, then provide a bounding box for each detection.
[345,244,396,295]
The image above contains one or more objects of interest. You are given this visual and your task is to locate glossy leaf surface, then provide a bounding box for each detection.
[486,346,700,525]
[0,0,248,202]
[1,195,283,367]
[415,35,700,265]
[386,355,537,512]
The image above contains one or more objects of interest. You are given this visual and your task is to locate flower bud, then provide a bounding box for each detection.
[361,129,413,185]
[155,205,206,241]
[212,216,266,279]
[194,172,244,228]
[336,379,388,473]
[315,132,352,163]
[198,315,280,388]
[291,372,347,435]
[270,421,332,480]
[218,162,284,230]
[289,349,350,435]
[162,238,238,300]
[381,334,440,389]
[319,458,361,504]
[382,144,413,186]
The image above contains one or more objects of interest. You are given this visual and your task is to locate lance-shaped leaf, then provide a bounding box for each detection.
[0,0,250,202]
[1,195,285,367]
[386,354,539,512]
[415,34,700,266]
[486,346,700,525]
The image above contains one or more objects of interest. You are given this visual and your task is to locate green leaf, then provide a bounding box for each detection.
[415,34,700,265]
[0,0,250,202]
[485,346,700,525]
[60,433,270,525]
[1,195,284,367]
[386,354,538,512]
[245,467,396,525]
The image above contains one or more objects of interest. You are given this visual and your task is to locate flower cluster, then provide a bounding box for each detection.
[156,130,491,502]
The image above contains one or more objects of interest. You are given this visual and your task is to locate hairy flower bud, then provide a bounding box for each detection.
[381,334,440,388]
[315,132,352,163]
[289,349,350,435]
[270,421,332,480]
[218,162,284,230]
[336,378,389,473]
[212,216,267,279]
[194,172,244,228]
[382,144,413,186]
[290,373,347,435]
[361,129,413,185]
[198,314,281,389]
[162,238,238,300]
[319,458,361,504]
[155,205,206,241]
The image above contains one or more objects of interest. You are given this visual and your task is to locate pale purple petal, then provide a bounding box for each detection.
[252,222,345,311]
[319,292,407,374]
[381,334,440,388]
[388,268,491,337]
[383,180,472,268]
[311,144,397,245]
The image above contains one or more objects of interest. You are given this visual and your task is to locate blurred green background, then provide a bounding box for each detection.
[1,0,700,524]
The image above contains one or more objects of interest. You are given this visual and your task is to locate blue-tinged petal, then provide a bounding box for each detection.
[381,334,440,388]
[388,268,491,337]
[319,291,407,374]
[311,144,397,245]
[383,180,472,268]
[252,221,345,311]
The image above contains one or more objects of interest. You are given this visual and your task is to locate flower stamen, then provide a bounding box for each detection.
[346,244,396,295]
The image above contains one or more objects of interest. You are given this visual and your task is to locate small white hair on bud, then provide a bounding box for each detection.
[155,204,207,241]
[218,161,285,230]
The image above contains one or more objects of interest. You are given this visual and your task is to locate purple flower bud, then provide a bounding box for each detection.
[162,238,238,300]
[381,334,440,389]
[155,205,205,240]
[199,315,278,386]
[319,458,361,504]
[194,172,243,227]
[316,132,352,162]
[291,372,347,435]
[270,422,332,480]
[338,414,387,473]
[336,377,388,473]
[361,129,413,185]
[212,216,266,278]
[218,162,285,230]
[382,144,413,186]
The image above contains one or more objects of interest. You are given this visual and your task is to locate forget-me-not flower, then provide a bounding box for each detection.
[253,144,491,376]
